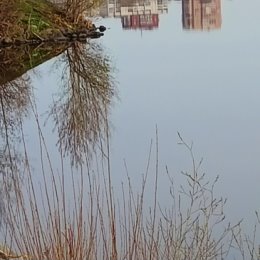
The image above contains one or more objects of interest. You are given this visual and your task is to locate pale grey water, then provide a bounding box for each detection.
[92,0,260,223]
[17,0,260,231]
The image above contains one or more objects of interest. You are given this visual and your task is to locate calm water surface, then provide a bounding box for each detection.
[97,0,260,222]
[0,0,260,238]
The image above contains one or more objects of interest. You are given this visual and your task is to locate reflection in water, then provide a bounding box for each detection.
[0,42,115,167]
[0,76,30,140]
[0,44,69,177]
[0,59,33,224]
[99,0,168,30]
[97,0,222,31]
[0,44,69,86]
[0,48,32,166]
[0,46,52,224]
[0,34,119,260]
[182,0,222,30]
[49,42,115,165]
[0,41,115,226]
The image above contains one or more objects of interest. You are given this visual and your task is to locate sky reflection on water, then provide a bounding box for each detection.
[96,0,260,223]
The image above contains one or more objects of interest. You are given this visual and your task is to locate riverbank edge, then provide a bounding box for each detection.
[0,0,105,48]
[0,29,104,48]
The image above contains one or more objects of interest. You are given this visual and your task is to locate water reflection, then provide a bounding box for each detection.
[0,56,34,224]
[0,44,69,86]
[182,0,222,30]
[0,44,69,168]
[99,0,168,30]
[0,41,115,167]
[49,42,115,165]
[0,45,65,223]
[97,0,222,31]
[0,47,35,189]
[0,42,115,234]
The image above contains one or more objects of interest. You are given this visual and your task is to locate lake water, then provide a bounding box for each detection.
[0,0,260,257]
[96,0,260,222]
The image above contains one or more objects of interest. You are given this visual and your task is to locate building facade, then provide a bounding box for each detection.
[99,0,168,30]
[182,0,222,30]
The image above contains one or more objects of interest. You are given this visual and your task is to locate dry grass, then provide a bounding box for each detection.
[0,122,259,260]
[50,0,103,23]
[65,0,103,23]
[0,0,23,38]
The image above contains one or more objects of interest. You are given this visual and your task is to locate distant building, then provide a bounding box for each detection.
[99,0,168,30]
[121,14,159,30]
[182,0,222,30]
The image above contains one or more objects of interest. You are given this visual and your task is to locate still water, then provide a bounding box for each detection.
[0,0,260,257]
[95,0,260,221]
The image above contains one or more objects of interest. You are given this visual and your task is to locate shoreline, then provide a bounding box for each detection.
[0,0,105,48]
[0,28,105,48]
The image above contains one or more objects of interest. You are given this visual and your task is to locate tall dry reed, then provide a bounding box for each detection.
[0,120,259,260]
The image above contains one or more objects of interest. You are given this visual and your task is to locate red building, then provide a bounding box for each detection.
[182,0,222,30]
[121,14,159,30]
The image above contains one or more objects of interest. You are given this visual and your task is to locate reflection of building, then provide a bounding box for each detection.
[121,14,159,30]
[182,0,221,30]
[99,0,168,30]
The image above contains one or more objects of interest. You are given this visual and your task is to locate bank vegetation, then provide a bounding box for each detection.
[0,0,103,44]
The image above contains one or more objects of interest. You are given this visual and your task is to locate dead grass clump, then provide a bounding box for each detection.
[0,0,23,39]
[62,0,104,23]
